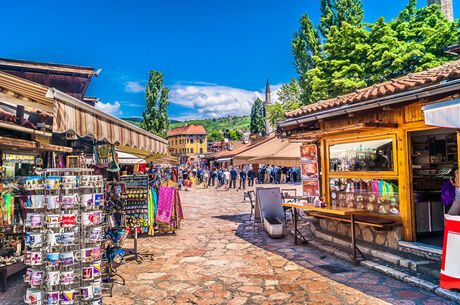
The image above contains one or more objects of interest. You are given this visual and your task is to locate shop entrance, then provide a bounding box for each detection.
[410,129,458,248]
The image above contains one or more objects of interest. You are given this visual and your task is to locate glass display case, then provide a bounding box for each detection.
[329,138,394,172]
[329,178,399,215]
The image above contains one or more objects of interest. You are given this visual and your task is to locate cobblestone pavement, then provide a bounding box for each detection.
[0,184,454,305]
[104,184,453,305]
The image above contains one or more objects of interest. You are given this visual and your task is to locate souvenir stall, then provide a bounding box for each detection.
[279,58,460,248]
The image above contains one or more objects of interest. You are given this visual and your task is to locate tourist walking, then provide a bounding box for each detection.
[229,167,238,189]
[239,169,247,190]
[247,168,255,187]
[223,168,231,190]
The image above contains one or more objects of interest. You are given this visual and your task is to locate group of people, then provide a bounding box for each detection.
[176,165,299,191]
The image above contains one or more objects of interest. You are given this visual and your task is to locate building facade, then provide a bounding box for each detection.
[167,124,207,156]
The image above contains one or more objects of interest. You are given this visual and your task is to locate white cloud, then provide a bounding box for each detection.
[95,101,123,116]
[169,83,282,119]
[125,81,145,93]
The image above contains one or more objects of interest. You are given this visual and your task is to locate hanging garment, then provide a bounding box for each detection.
[156,186,175,223]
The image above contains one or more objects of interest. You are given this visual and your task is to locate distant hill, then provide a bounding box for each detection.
[169,116,250,134]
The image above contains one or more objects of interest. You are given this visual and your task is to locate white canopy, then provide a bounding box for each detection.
[116,150,145,164]
[422,99,460,129]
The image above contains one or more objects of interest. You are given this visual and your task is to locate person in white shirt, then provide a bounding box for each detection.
[223,169,231,190]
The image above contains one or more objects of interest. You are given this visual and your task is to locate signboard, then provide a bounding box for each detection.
[300,144,320,197]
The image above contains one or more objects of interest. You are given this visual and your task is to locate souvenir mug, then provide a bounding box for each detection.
[62,213,79,227]
[81,194,93,207]
[82,266,93,280]
[61,232,75,246]
[93,261,101,277]
[60,270,74,285]
[60,251,79,266]
[82,211,95,226]
[27,195,45,209]
[25,268,32,282]
[79,175,92,188]
[27,251,43,266]
[47,233,60,247]
[46,195,60,210]
[45,176,61,190]
[92,247,101,260]
[47,252,60,266]
[89,227,103,241]
[81,285,93,300]
[61,176,77,189]
[27,213,43,228]
[92,279,102,295]
[26,288,43,304]
[46,271,60,286]
[61,194,79,209]
[26,232,43,248]
[30,269,44,286]
[46,291,60,305]
[73,226,81,238]
[61,290,75,305]
[46,214,61,227]
[93,193,104,206]
[93,211,102,224]
[81,248,93,263]
[26,177,44,190]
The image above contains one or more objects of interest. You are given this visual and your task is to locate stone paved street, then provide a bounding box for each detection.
[0,184,455,305]
[104,185,454,305]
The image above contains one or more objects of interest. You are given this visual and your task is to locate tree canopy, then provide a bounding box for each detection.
[140,70,170,138]
[293,0,460,104]
[250,98,266,136]
[266,78,301,128]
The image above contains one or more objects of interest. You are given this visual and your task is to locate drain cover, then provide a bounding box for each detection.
[318,264,350,274]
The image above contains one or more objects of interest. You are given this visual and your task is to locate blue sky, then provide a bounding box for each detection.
[1,0,457,120]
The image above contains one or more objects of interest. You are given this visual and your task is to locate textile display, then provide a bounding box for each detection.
[94,144,120,172]
[156,186,174,223]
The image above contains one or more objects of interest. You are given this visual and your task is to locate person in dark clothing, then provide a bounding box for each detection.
[259,168,265,184]
[275,167,281,184]
[209,169,217,186]
[197,169,203,184]
[247,168,255,186]
[239,169,247,190]
[229,168,238,189]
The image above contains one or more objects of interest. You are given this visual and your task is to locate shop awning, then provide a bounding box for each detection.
[116,150,146,165]
[233,136,301,167]
[422,99,460,129]
[47,88,168,155]
[216,157,232,163]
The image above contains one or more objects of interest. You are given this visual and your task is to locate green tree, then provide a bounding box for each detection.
[208,131,224,142]
[250,98,266,136]
[292,13,320,104]
[294,0,460,103]
[266,79,301,127]
[140,70,170,138]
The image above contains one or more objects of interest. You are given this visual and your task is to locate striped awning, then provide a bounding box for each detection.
[47,88,168,155]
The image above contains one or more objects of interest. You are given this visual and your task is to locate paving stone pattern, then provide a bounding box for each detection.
[0,184,454,304]
[104,185,454,305]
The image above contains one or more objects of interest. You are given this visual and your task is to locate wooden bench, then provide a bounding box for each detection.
[306,212,402,230]
[0,261,26,292]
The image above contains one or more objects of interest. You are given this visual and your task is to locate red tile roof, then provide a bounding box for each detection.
[285,60,460,118]
[167,124,206,137]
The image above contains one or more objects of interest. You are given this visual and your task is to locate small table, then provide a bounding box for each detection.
[0,261,26,292]
[283,202,369,265]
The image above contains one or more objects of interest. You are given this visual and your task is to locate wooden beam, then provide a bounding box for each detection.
[0,135,72,153]
[0,121,52,137]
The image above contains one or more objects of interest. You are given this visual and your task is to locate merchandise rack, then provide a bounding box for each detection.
[23,168,107,305]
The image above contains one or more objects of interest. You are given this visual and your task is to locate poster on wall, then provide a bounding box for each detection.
[300,144,320,197]
[301,163,318,179]
[300,144,317,163]
[303,180,320,197]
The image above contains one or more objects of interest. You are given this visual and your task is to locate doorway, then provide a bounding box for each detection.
[410,129,458,248]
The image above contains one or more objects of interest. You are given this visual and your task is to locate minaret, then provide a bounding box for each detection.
[265,79,272,134]
[428,0,453,21]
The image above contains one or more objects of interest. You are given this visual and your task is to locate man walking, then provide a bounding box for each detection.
[239,169,247,190]
[209,168,217,186]
[229,167,238,189]
[223,168,231,190]
[247,168,255,187]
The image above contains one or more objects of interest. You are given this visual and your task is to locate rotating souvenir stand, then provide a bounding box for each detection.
[23,168,106,305]
[119,175,154,263]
